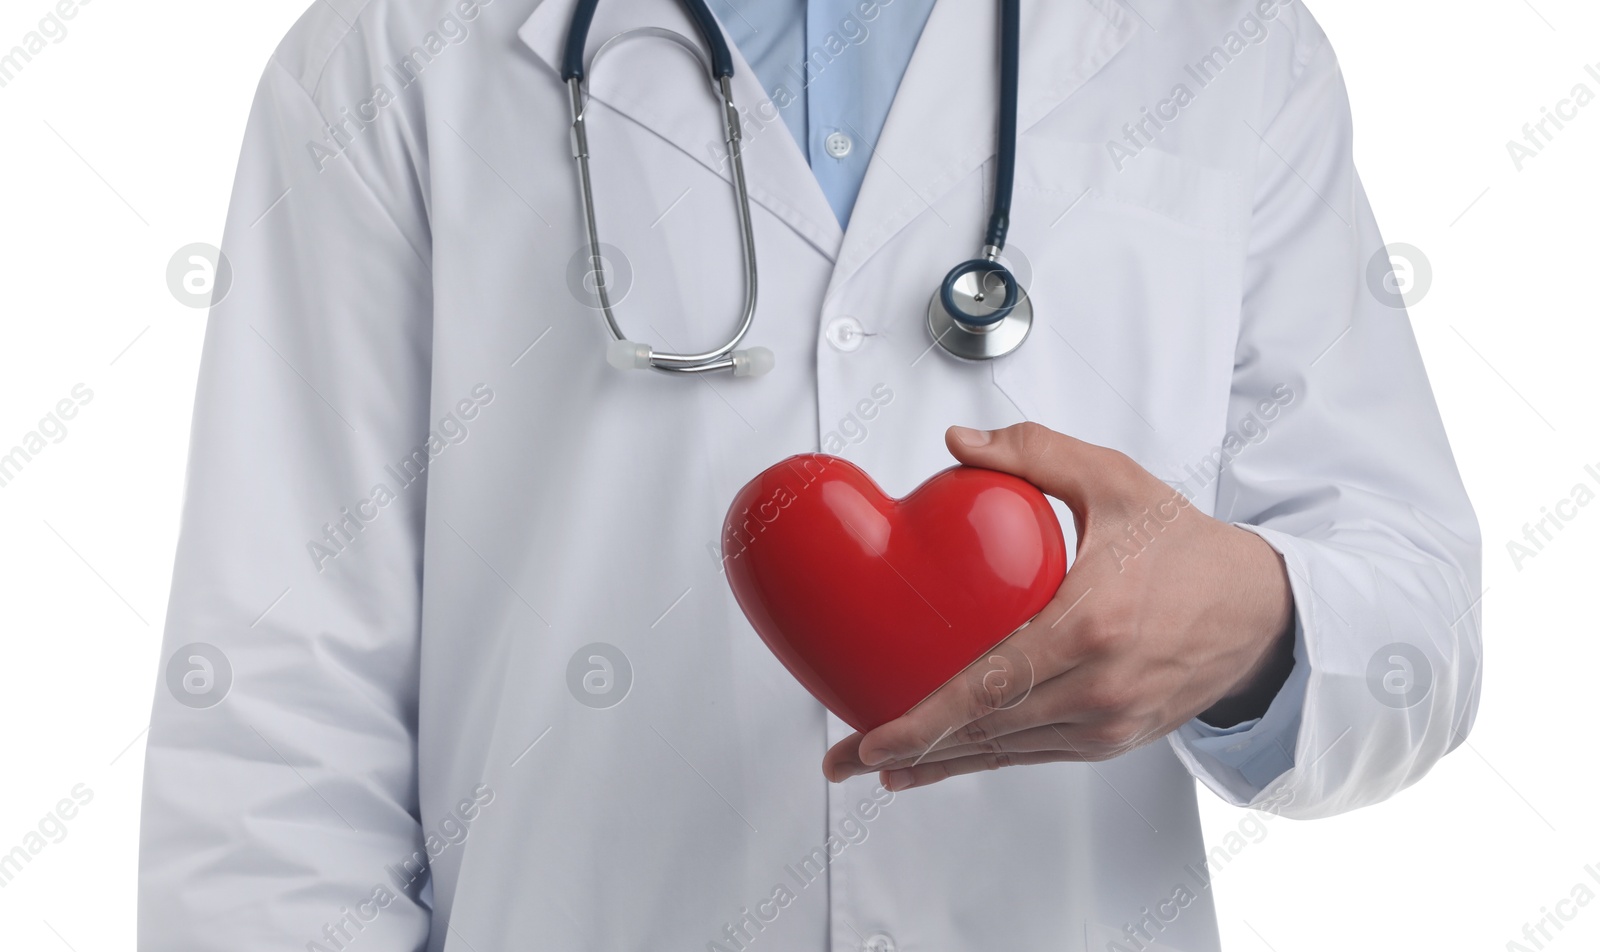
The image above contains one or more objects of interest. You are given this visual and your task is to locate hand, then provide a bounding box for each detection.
[823,422,1297,790]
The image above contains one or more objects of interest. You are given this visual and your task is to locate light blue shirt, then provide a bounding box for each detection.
[720,0,1304,792]
[720,0,937,227]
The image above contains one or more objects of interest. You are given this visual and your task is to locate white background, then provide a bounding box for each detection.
[0,0,1595,949]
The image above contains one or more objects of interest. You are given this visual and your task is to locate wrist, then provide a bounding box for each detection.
[1200,532,1296,726]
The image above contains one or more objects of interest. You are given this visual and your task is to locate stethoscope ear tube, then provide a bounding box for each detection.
[561,0,735,81]
[568,64,764,376]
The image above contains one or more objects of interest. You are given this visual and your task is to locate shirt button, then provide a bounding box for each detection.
[824,315,865,352]
[862,933,897,952]
[824,131,853,158]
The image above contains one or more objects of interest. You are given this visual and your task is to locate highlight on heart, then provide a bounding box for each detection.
[721,454,837,564]
[720,454,1068,732]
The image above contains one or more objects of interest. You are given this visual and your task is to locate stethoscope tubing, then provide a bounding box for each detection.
[565,21,760,374]
[938,0,1023,330]
[563,0,1025,372]
[986,0,1020,253]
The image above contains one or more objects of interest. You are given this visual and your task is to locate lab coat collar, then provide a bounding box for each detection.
[518,0,1140,293]
[518,0,846,262]
[826,0,1141,303]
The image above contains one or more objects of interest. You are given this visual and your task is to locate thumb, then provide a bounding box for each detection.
[945,422,1116,512]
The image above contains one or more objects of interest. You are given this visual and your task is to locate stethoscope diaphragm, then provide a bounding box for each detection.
[927,256,1033,361]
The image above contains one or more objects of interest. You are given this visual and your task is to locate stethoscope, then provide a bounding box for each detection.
[563,0,1028,376]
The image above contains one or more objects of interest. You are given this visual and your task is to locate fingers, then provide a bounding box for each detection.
[822,732,867,782]
[880,749,1072,791]
[849,723,1088,774]
[874,717,1157,790]
[945,422,1126,514]
[854,636,1054,768]
[829,711,1035,780]
[838,649,1156,781]
[853,705,972,776]
[851,599,1123,766]
[824,726,969,781]
[836,700,1137,779]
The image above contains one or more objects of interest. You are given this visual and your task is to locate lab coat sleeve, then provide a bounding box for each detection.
[1164,13,1483,818]
[138,51,434,950]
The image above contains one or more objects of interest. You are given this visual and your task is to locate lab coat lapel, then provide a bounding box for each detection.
[826,0,1140,301]
[517,0,844,260]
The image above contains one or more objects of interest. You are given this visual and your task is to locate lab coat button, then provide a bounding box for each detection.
[824,131,853,158]
[825,316,865,352]
[862,933,896,952]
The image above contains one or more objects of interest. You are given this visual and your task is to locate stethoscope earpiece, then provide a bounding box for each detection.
[731,347,775,378]
[605,339,773,377]
[606,339,654,370]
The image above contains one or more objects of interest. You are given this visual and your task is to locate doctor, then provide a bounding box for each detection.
[140,0,1481,950]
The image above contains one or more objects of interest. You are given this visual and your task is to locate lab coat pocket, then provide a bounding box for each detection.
[992,141,1251,482]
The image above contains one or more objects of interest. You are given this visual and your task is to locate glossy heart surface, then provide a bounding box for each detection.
[722,454,1067,733]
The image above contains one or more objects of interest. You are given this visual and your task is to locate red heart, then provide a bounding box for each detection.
[722,454,1068,733]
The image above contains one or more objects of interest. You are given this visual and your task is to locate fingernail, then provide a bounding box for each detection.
[951,426,991,447]
[862,750,893,767]
[883,770,912,791]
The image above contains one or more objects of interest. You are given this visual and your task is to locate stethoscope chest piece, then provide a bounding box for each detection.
[926,258,1033,361]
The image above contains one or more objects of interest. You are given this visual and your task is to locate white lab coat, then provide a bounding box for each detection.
[139,0,1482,950]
